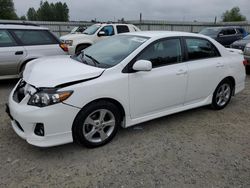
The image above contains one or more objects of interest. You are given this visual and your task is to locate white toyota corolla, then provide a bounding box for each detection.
[7,31,246,148]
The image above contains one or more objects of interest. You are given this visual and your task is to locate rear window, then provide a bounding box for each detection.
[0,30,17,47]
[116,25,130,34]
[12,30,58,45]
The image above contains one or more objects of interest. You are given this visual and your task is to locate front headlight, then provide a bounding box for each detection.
[28,89,73,107]
[64,40,73,46]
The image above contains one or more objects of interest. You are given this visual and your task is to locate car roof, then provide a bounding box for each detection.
[0,24,48,30]
[94,23,135,26]
[203,26,243,30]
[122,31,207,39]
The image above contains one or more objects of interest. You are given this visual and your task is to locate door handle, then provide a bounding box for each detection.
[216,63,224,68]
[15,51,23,55]
[176,69,187,75]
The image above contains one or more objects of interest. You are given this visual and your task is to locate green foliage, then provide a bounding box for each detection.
[19,15,27,21]
[222,7,246,22]
[27,8,37,21]
[0,0,18,20]
[27,1,69,21]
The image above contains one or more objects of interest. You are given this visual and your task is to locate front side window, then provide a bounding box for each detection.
[13,30,57,45]
[117,25,129,34]
[136,38,182,68]
[0,30,17,47]
[221,29,236,36]
[100,25,114,36]
[185,38,219,61]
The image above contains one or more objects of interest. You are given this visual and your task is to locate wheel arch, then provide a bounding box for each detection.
[18,58,36,73]
[221,76,236,95]
[75,43,92,53]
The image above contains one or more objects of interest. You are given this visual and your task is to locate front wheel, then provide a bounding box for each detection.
[211,79,233,110]
[72,101,121,148]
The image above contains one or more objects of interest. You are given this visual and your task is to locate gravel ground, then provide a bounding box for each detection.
[0,76,250,188]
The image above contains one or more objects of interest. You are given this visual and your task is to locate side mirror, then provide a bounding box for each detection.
[98,31,106,37]
[133,60,152,72]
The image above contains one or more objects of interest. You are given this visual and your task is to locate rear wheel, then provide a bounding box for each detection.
[246,65,250,75]
[72,101,121,148]
[211,79,233,110]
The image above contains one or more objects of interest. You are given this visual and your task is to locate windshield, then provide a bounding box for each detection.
[83,25,101,35]
[72,35,149,68]
[243,34,250,40]
[200,28,220,36]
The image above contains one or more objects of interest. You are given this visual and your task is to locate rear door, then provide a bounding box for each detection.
[10,29,64,59]
[0,29,26,77]
[184,37,226,105]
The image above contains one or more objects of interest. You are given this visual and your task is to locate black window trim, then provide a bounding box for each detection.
[183,36,221,62]
[122,36,185,73]
[8,29,60,46]
[0,29,20,47]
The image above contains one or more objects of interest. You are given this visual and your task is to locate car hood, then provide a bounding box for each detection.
[60,33,89,40]
[23,56,104,88]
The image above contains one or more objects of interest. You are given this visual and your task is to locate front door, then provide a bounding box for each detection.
[128,38,188,119]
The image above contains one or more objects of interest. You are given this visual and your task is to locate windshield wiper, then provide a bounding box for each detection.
[85,54,100,67]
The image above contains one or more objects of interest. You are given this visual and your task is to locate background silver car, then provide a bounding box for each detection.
[0,23,68,80]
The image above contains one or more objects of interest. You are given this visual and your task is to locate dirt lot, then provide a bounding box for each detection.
[0,76,250,188]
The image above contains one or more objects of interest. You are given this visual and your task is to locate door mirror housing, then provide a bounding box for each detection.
[133,60,152,72]
[218,33,224,37]
[98,31,106,37]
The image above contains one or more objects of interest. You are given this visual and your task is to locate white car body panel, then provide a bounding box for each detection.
[8,31,246,147]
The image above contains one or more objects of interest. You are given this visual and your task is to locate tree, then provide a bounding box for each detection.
[0,0,18,20]
[19,15,26,20]
[27,8,37,21]
[27,1,69,21]
[222,7,246,22]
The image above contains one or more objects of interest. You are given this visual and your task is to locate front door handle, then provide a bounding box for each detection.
[15,51,23,55]
[176,69,187,75]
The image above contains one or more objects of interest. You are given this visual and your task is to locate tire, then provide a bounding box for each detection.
[246,65,250,75]
[211,79,233,110]
[75,44,89,54]
[72,101,121,148]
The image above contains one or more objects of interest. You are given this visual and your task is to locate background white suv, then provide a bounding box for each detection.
[0,23,68,80]
[60,23,140,55]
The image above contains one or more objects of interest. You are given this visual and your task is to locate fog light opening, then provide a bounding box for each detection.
[34,123,45,136]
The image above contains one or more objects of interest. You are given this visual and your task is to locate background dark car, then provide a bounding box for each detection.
[230,34,250,51]
[199,26,248,47]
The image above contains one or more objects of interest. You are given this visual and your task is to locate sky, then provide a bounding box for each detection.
[13,0,250,22]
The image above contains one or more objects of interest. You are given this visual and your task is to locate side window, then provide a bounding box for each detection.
[0,30,17,47]
[12,30,58,45]
[116,25,129,34]
[100,25,114,36]
[185,38,219,61]
[136,38,182,68]
[222,29,236,36]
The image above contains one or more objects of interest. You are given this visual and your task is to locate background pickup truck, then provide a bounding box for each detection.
[60,23,140,55]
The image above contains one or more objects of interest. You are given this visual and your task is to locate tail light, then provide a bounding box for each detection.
[243,59,248,66]
[60,43,68,52]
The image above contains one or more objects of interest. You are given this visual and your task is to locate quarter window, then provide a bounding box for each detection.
[0,30,17,47]
[116,25,129,34]
[136,38,182,68]
[185,38,220,60]
[12,30,58,45]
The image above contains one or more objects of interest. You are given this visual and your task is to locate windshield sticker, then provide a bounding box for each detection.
[131,37,147,43]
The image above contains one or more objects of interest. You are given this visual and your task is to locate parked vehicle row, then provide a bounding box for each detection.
[60,23,141,55]
[0,23,68,80]
[6,31,246,148]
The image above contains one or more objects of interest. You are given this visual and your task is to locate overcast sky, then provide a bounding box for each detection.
[13,0,250,22]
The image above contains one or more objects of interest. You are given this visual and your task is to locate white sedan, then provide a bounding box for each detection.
[7,31,246,148]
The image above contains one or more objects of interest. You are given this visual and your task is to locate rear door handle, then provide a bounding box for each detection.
[176,69,187,75]
[216,63,224,68]
[15,51,23,55]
